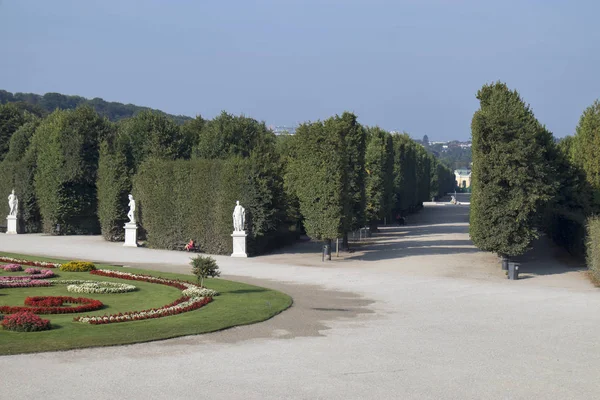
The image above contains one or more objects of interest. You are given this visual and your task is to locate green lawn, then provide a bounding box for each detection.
[0,252,292,355]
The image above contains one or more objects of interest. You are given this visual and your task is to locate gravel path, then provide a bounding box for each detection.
[1,196,599,399]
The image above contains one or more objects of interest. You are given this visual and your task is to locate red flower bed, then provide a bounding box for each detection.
[25,296,65,307]
[1,311,51,332]
[0,296,103,315]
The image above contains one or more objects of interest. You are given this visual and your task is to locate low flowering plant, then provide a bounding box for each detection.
[75,296,212,324]
[0,257,60,269]
[65,281,136,294]
[2,264,23,272]
[25,296,65,307]
[59,261,96,272]
[0,296,103,315]
[0,280,51,289]
[24,268,41,274]
[0,269,55,282]
[1,311,51,332]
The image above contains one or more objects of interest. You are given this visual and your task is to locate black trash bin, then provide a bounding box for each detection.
[508,262,519,280]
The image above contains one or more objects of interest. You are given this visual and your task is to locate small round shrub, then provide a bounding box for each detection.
[3,264,23,272]
[59,261,96,272]
[1,312,51,332]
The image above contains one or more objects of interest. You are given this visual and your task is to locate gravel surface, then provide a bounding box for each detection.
[1,195,599,399]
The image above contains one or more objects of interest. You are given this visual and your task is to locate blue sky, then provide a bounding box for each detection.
[1,0,599,140]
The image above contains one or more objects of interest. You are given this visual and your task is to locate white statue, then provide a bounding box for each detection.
[233,201,245,232]
[8,189,18,217]
[127,194,136,223]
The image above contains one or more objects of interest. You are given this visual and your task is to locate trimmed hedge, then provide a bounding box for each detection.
[134,157,287,255]
[587,216,600,284]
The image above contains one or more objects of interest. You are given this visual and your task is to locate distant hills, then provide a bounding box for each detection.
[0,90,192,124]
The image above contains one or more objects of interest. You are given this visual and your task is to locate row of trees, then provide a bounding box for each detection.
[0,90,191,124]
[0,101,455,255]
[470,82,600,278]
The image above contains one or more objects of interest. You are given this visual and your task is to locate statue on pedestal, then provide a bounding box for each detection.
[8,189,18,217]
[127,194,136,224]
[233,201,245,232]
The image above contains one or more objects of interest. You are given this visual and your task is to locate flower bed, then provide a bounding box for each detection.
[25,296,65,307]
[0,257,60,269]
[90,270,219,296]
[59,261,96,272]
[1,311,51,332]
[25,268,41,274]
[74,296,212,324]
[2,264,22,272]
[0,280,52,289]
[182,286,219,298]
[0,296,103,315]
[0,269,55,281]
[51,279,137,293]
[71,269,217,325]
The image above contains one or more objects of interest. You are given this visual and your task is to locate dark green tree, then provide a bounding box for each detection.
[33,107,113,234]
[286,120,346,249]
[365,127,394,229]
[337,112,366,237]
[0,103,27,161]
[190,255,221,287]
[470,82,558,260]
[193,112,273,159]
[571,100,600,209]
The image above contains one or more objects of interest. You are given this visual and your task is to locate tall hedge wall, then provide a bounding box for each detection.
[133,157,286,255]
[587,216,600,284]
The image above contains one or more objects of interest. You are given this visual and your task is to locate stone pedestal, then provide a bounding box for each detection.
[123,222,138,247]
[231,231,248,258]
[6,215,17,234]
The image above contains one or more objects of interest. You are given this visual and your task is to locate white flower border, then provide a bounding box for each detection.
[75,297,208,324]
[51,280,137,294]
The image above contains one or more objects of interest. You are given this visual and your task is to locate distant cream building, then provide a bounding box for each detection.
[454,169,471,188]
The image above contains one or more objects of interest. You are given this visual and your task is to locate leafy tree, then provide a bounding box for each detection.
[337,112,366,237]
[118,111,192,171]
[470,82,558,260]
[33,107,113,234]
[422,134,429,146]
[365,127,394,228]
[193,112,273,159]
[0,103,27,161]
[97,137,131,241]
[0,120,43,232]
[286,120,346,248]
[391,133,418,214]
[0,89,191,124]
[190,255,221,287]
[572,100,600,209]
